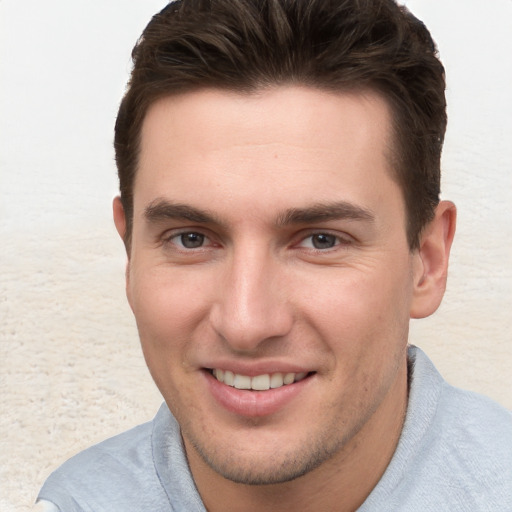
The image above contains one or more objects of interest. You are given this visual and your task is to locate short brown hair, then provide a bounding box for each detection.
[114,0,446,249]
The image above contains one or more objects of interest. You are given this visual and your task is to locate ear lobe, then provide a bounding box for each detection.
[410,200,457,319]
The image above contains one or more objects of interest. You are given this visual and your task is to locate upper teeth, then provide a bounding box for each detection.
[212,369,307,391]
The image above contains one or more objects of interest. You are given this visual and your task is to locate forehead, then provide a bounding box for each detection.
[140,86,393,157]
[134,86,401,220]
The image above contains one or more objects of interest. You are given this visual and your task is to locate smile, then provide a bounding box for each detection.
[211,369,308,391]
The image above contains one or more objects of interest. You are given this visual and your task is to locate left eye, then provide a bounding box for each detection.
[300,233,340,250]
[172,232,207,249]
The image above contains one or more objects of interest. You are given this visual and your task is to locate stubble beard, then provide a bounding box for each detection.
[185,428,346,485]
[176,342,409,487]
[180,360,408,486]
[181,403,379,487]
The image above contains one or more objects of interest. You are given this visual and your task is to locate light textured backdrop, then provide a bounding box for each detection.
[1,0,511,510]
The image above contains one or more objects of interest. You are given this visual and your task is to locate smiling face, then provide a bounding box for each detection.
[115,86,427,489]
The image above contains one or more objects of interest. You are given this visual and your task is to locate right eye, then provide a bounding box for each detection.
[300,233,339,250]
[167,231,208,249]
[159,228,221,264]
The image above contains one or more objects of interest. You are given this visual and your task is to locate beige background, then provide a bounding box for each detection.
[1,0,511,510]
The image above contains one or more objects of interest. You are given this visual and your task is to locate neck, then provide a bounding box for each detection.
[187,361,409,512]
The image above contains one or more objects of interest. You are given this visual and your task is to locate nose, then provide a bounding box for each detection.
[209,244,293,352]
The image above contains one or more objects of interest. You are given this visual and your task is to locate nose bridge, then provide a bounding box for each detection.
[211,240,292,351]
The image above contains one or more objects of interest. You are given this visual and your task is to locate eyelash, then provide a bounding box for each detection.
[162,230,214,251]
[161,229,352,253]
[296,232,352,251]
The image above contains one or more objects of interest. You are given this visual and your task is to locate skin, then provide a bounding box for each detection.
[114,86,456,512]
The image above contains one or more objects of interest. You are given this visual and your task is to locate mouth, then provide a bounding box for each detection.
[208,368,312,391]
[204,367,316,417]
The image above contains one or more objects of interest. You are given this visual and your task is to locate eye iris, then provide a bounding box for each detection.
[181,232,204,248]
[312,234,336,249]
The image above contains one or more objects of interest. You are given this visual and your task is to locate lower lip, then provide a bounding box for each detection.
[204,371,313,418]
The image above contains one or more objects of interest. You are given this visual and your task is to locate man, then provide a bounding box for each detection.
[37,0,512,510]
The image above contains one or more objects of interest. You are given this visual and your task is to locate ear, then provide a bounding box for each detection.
[113,196,132,296]
[113,196,128,250]
[410,200,457,319]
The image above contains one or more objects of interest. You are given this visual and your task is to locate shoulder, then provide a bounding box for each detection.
[405,347,512,508]
[362,347,512,511]
[37,412,170,511]
[408,345,511,442]
[37,403,204,511]
[435,379,512,469]
[412,382,512,510]
[46,419,154,481]
[410,346,512,471]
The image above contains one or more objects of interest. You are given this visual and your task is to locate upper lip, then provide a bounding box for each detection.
[201,360,314,377]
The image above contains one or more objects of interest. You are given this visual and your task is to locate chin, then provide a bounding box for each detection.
[184,425,345,486]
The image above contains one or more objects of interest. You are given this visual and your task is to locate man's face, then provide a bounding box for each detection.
[122,87,421,484]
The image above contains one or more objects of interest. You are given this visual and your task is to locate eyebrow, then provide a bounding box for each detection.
[144,198,375,227]
[276,201,375,226]
[144,199,220,224]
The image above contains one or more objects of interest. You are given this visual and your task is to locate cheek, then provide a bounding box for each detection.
[298,262,412,352]
[130,265,210,328]
[127,267,215,378]
[128,270,207,407]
